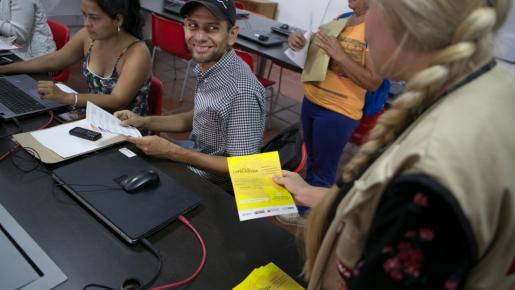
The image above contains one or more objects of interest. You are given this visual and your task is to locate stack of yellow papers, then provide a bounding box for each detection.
[233,262,305,290]
[227,152,298,221]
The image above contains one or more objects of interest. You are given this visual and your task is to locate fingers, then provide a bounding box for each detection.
[288,32,306,50]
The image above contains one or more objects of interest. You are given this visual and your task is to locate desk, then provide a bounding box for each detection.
[141,0,302,73]
[0,115,304,289]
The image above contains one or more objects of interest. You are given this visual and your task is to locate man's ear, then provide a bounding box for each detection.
[228,25,240,46]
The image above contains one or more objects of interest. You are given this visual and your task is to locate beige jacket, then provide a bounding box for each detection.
[308,64,515,290]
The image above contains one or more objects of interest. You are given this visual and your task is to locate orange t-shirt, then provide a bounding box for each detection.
[304,22,367,120]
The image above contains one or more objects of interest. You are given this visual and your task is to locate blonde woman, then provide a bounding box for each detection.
[275,0,515,289]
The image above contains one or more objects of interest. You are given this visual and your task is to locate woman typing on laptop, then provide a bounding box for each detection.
[0,0,151,119]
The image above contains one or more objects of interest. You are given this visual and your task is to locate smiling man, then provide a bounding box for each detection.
[115,0,266,191]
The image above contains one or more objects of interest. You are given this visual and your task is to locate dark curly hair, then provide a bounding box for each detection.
[93,0,144,39]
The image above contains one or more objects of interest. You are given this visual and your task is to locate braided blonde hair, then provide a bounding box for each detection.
[303,0,513,279]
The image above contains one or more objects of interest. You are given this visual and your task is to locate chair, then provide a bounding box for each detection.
[148,75,164,116]
[235,1,246,9]
[47,19,70,82]
[150,13,193,102]
[350,108,385,146]
[235,50,276,125]
[148,75,164,136]
[261,123,307,172]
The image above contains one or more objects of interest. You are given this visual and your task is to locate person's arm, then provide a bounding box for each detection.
[0,0,34,44]
[272,170,329,207]
[315,31,382,91]
[344,174,475,290]
[0,27,87,75]
[115,110,194,133]
[288,31,307,51]
[38,41,152,110]
[127,136,230,175]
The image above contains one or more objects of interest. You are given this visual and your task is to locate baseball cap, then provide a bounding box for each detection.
[180,0,236,26]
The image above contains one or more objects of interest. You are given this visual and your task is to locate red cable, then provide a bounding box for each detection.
[0,110,54,161]
[150,215,207,290]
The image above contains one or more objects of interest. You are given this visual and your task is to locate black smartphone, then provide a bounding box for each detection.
[69,126,102,141]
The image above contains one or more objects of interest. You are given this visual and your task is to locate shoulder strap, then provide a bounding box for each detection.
[113,40,141,66]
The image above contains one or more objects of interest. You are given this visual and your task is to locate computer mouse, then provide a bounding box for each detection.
[257,34,269,41]
[280,24,289,30]
[120,169,160,193]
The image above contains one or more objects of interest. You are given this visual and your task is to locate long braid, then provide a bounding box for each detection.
[303,0,513,279]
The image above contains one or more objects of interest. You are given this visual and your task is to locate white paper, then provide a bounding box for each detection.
[0,36,18,50]
[31,119,122,158]
[284,31,311,68]
[86,101,141,138]
[55,83,77,94]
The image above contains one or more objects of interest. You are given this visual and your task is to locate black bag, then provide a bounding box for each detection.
[261,123,303,171]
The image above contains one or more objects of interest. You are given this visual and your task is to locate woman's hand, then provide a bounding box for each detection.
[37,81,69,104]
[272,170,326,207]
[288,31,307,51]
[314,31,344,61]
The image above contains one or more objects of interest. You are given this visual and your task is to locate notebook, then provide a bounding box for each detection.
[238,28,287,47]
[52,148,201,244]
[0,74,66,120]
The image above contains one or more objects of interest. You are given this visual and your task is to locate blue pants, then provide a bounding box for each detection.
[301,97,359,187]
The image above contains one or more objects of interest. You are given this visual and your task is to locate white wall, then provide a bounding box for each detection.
[41,0,83,27]
[494,3,515,62]
[274,0,350,31]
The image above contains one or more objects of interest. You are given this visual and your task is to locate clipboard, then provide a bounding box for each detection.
[12,119,125,164]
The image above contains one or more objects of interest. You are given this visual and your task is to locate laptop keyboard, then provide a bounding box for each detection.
[0,78,44,114]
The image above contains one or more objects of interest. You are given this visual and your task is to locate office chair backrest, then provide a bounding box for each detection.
[235,1,246,9]
[262,123,305,172]
[47,19,70,82]
[235,50,254,71]
[151,13,191,61]
[149,75,164,116]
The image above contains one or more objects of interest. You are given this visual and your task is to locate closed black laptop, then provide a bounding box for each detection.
[238,28,286,47]
[52,148,201,244]
[0,74,66,120]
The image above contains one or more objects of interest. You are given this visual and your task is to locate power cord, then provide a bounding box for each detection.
[83,215,206,290]
[0,111,54,161]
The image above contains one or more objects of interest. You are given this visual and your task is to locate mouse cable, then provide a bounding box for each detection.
[0,110,54,161]
[149,215,207,290]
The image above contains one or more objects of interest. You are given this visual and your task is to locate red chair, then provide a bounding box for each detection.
[292,143,307,173]
[149,75,164,116]
[148,75,164,135]
[151,13,192,102]
[235,1,246,9]
[235,50,276,125]
[47,19,70,82]
[350,108,385,146]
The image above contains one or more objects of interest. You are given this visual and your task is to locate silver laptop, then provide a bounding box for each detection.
[0,74,66,120]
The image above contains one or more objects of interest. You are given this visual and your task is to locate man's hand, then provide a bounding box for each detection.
[114,110,146,128]
[127,136,182,160]
[37,81,68,103]
[288,31,307,51]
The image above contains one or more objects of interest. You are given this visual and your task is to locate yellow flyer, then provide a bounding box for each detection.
[227,151,298,221]
[233,262,305,290]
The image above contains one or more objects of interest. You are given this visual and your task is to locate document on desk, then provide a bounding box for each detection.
[0,36,18,50]
[30,119,124,159]
[233,262,305,290]
[227,152,298,221]
[86,101,141,138]
[284,31,311,69]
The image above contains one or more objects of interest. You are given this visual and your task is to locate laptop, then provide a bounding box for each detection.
[0,203,67,289]
[52,148,201,244]
[0,74,66,120]
[238,28,287,47]
[271,23,298,36]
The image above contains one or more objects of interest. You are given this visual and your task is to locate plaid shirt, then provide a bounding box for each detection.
[188,49,266,186]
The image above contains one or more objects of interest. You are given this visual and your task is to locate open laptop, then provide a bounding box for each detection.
[52,148,201,244]
[238,28,287,47]
[0,74,66,120]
